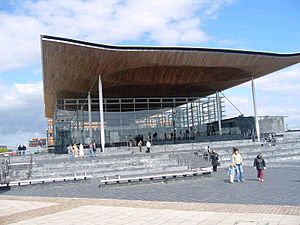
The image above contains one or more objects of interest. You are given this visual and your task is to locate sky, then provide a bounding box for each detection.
[0,0,300,147]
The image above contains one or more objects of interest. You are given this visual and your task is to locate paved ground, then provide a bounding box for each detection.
[1,162,300,206]
[0,161,299,224]
[0,196,299,224]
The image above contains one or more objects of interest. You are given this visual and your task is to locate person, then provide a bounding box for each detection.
[146,140,151,153]
[232,147,244,182]
[253,152,266,182]
[79,143,84,158]
[68,144,73,159]
[138,140,143,152]
[89,143,94,157]
[17,145,22,156]
[228,163,236,183]
[92,143,97,157]
[22,145,26,155]
[210,149,219,172]
[73,143,79,158]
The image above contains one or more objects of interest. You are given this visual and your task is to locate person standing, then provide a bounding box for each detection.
[253,153,266,182]
[146,140,151,153]
[92,143,97,156]
[138,140,143,152]
[89,143,94,157]
[73,143,79,158]
[68,144,73,159]
[210,149,219,172]
[228,163,236,183]
[232,147,244,182]
[79,143,84,158]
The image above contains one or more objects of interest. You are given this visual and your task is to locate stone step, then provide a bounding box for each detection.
[29,165,189,179]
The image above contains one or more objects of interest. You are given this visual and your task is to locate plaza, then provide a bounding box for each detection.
[1,162,299,224]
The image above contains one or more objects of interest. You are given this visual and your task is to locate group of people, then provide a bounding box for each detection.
[209,146,266,183]
[228,147,266,183]
[68,143,85,158]
[131,140,152,154]
[17,145,26,156]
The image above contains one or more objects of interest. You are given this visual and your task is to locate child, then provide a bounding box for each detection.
[228,163,235,183]
[253,153,266,182]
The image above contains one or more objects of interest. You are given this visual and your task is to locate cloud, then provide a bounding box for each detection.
[222,64,300,129]
[255,64,300,95]
[0,0,235,72]
[0,81,46,147]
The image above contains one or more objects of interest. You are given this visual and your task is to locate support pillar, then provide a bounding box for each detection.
[98,75,105,152]
[251,78,260,142]
[216,92,222,135]
[88,91,93,143]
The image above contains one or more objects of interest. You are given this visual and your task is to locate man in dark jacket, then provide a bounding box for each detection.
[253,153,266,182]
[210,149,219,172]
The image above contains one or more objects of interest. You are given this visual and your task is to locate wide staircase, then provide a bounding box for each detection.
[6,136,300,183]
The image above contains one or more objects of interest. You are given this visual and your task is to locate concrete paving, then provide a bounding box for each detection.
[0,160,299,224]
[0,196,299,225]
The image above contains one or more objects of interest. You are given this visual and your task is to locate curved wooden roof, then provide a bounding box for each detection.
[41,35,300,118]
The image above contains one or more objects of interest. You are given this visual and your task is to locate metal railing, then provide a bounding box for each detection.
[0,156,10,183]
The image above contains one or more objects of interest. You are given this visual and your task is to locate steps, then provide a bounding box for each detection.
[6,139,300,182]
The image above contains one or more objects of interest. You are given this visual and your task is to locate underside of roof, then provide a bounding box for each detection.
[41,35,300,118]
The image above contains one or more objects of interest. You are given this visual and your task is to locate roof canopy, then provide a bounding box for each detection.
[41,35,300,118]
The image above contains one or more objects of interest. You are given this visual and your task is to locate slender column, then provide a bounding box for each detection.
[88,91,93,142]
[98,75,105,152]
[251,78,260,142]
[216,92,222,135]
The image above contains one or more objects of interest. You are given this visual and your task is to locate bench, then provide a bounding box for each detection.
[0,174,92,187]
[99,168,211,187]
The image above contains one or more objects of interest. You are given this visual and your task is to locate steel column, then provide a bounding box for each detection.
[98,75,105,152]
[216,91,222,135]
[251,78,260,142]
[88,91,92,142]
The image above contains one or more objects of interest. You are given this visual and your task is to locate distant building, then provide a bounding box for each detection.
[29,138,47,147]
[259,116,285,135]
[208,115,285,139]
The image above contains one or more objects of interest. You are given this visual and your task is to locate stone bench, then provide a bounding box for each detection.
[98,168,211,187]
[0,174,92,187]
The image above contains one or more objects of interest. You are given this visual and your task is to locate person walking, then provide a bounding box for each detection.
[253,152,266,182]
[232,147,244,182]
[210,149,219,172]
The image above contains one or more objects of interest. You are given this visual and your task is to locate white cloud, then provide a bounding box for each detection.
[255,64,300,95]
[0,0,235,72]
[0,80,46,147]
[222,63,300,129]
[0,81,43,111]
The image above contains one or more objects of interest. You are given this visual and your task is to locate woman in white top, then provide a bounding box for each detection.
[146,141,151,153]
[79,143,84,158]
[232,147,244,182]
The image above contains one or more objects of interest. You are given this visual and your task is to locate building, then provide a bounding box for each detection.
[47,119,55,147]
[259,116,285,135]
[41,35,300,150]
[29,138,47,147]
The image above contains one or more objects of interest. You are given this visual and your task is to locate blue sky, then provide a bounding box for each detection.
[0,0,300,147]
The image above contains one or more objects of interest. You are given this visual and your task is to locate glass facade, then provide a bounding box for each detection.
[53,96,225,147]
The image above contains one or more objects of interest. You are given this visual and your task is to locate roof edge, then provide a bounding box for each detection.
[41,35,300,57]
